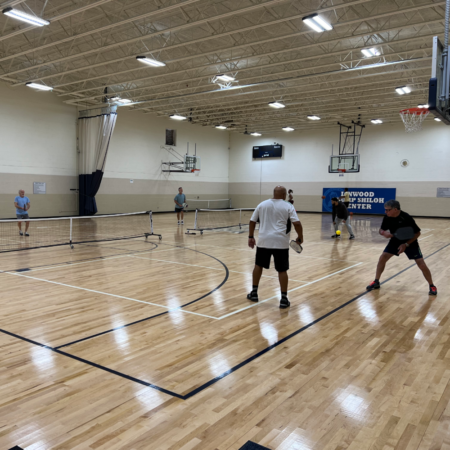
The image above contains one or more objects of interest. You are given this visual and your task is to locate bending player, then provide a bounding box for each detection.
[247,185,303,309]
[366,199,437,295]
[14,189,31,236]
[331,197,355,239]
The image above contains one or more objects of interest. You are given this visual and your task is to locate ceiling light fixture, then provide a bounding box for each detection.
[371,119,383,124]
[418,104,429,108]
[361,48,380,57]
[395,86,411,95]
[250,132,261,136]
[2,7,49,26]
[170,114,187,121]
[307,115,321,120]
[215,125,227,129]
[117,98,132,104]
[282,127,294,131]
[434,117,441,122]
[215,74,235,82]
[136,56,166,67]
[268,101,285,109]
[26,82,53,91]
[302,13,332,32]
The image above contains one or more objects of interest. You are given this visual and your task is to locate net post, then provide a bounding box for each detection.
[239,208,242,228]
[69,218,73,248]
[194,209,198,230]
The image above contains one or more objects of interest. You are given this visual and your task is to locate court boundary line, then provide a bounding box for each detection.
[3,240,159,273]
[0,242,448,400]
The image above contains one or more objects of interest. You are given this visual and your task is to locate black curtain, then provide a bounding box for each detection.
[79,170,104,216]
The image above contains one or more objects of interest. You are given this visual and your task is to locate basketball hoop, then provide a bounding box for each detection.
[337,168,346,173]
[399,107,429,133]
[192,169,201,177]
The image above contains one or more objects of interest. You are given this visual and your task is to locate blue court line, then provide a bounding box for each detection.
[1,242,448,400]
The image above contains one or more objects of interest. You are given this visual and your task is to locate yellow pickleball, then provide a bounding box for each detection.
[336,230,341,235]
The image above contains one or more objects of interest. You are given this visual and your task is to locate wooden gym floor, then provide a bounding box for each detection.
[0,211,449,450]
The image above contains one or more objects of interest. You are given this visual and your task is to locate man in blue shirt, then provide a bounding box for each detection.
[14,189,31,236]
[174,187,186,225]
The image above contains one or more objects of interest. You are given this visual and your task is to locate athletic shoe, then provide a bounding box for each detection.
[25,232,29,236]
[366,280,380,291]
[247,292,259,302]
[331,234,340,238]
[429,285,437,296]
[349,235,355,240]
[181,220,184,225]
[177,221,180,225]
[279,297,290,309]
[19,231,23,236]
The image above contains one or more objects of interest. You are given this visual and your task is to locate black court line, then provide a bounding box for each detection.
[0,242,448,401]
[52,243,229,348]
[0,327,183,399]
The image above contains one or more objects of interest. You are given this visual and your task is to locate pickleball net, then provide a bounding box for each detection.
[0,211,161,253]
[186,208,255,234]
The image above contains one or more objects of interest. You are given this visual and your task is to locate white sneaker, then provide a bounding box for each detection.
[19,231,23,236]
[177,221,180,225]
[181,220,184,225]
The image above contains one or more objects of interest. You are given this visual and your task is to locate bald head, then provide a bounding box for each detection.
[273,185,287,200]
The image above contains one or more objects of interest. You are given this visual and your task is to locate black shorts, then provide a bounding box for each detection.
[384,240,423,260]
[344,202,349,208]
[175,207,184,213]
[255,247,289,272]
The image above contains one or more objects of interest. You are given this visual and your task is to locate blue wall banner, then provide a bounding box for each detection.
[322,188,396,215]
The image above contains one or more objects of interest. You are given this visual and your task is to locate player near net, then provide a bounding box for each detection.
[366,200,437,295]
[174,187,186,225]
[247,185,303,309]
[14,189,31,236]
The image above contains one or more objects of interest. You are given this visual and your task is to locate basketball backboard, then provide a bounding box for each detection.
[428,36,450,125]
[184,155,201,171]
[329,155,360,173]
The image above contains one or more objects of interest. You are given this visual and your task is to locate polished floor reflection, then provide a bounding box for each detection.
[0,212,449,449]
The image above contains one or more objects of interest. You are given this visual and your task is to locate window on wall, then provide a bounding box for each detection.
[166,129,176,146]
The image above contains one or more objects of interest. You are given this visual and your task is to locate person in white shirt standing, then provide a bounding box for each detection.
[247,185,303,308]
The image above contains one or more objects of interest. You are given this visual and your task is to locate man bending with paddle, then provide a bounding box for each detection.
[366,199,437,295]
[247,185,303,308]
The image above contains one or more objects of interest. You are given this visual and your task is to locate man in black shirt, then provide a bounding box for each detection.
[331,197,355,239]
[366,199,437,295]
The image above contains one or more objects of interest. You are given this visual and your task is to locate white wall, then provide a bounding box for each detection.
[229,121,450,216]
[0,81,77,217]
[96,109,230,213]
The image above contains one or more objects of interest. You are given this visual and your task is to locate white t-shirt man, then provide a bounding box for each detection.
[250,199,299,249]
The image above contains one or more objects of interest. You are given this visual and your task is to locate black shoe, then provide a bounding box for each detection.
[19,231,23,236]
[25,232,29,236]
[349,235,355,240]
[366,280,380,291]
[279,297,290,309]
[247,292,259,302]
[429,285,437,296]
[331,234,340,238]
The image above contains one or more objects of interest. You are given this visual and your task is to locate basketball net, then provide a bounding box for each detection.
[399,107,429,133]
[192,169,200,177]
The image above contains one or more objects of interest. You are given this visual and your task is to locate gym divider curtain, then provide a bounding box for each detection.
[78,106,117,215]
